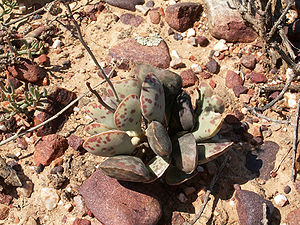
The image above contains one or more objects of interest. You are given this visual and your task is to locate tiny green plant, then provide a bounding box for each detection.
[84,63,233,185]
[0,0,17,20]
[0,80,47,122]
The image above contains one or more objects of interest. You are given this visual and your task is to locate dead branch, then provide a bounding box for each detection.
[291,98,300,181]
[186,155,230,225]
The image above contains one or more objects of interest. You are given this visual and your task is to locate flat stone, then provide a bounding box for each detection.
[246,141,279,180]
[287,208,300,225]
[235,187,274,225]
[180,69,198,87]
[233,85,248,97]
[106,0,144,11]
[165,3,202,32]
[7,58,47,84]
[204,0,257,42]
[225,70,243,88]
[206,58,219,74]
[120,13,144,27]
[68,135,84,152]
[249,72,267,83]
[241,55,256,70]
[34,134,68,166]
[107,38,170,69]
[79,170,162,225]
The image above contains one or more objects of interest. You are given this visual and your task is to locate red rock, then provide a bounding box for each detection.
[235,187,274,225]
[149,9,161,24]
[73,218,91,225]
[0,193,12,205]
[34,134,68,166]
[241,55,256,70]
[68,135,84,151]
[79,170,162,225]
[165,3,202,32]
[196,36,209,47]
[209,79,216,89]
[107,38,170,69]
[7,58,47,84]
[240,94,251,103]
[199,72,211,79]
[158,7,165,17]
[225,70,243,88]
[205,58,219,74]
[287,208,300,225]
[0,204,9,220]
[233,85,248,97]
[120,13,144,27]
[17,137,28,150]
[34,88,77,136]
[106,0,144,11]
[36,54,49,65]
[179,69,198,87]
[249,72,267,83]
[204,0,257,42]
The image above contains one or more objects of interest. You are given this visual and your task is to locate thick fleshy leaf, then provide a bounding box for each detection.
[173,133,197,174]
[114,94,142,133]
[192,111,223,141]
[177,91,194,131]
[197,141,233,165]
[146,121,172,158]
[105,79,141,101]
[165,165,198,185]
[100,156,151,182]
[197,82,224,114]
[146,156,170,182]
[83,130,135,156]
[86,101,115,128]
[85,122,111,135]
[140,73,165,122]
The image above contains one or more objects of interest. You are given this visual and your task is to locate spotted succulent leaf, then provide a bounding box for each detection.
[99,156,151,182]
[140,73,165,123]
[85,122,111,135]
[146,156,170,182]
[105,79,141,101]
[86,101,115,128]
[83,130,135,156]
[197,141,233,165]
[173,133,197,174]
[192,111,223,141]
[146,121,172,158]
[165,165,198,185]
[114,94,142,133]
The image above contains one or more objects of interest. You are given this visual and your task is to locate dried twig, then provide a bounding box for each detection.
[260,84,300,93]
[255,71,295,112]
[244,104,291,125]
[2,0,59,26]
[291,98,300,181]
[271,146,292,174]
[63,2,120,103]
[186,155,230,225]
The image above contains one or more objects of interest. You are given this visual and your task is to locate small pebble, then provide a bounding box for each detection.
[36,163,44,174]
[135,5,150,15]
[186,28,196,38]
[146,1,154,8]
[191,64,202,73]
[274,194,287,207]
[171,50,180,59]
[168,28,175,35]
[74,195,88,216]
[40,187,60,210]
[213,39,228,52]
[17,180,34,198]
[64,203,73,212]
[50,165,64,174]
[284,185,291,194]
[173,33,183,41]
[196,36,209,47]
[188,37,197,46]
[52,39,61,49]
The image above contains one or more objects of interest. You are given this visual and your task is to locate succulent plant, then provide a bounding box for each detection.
[84,63,233,185]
